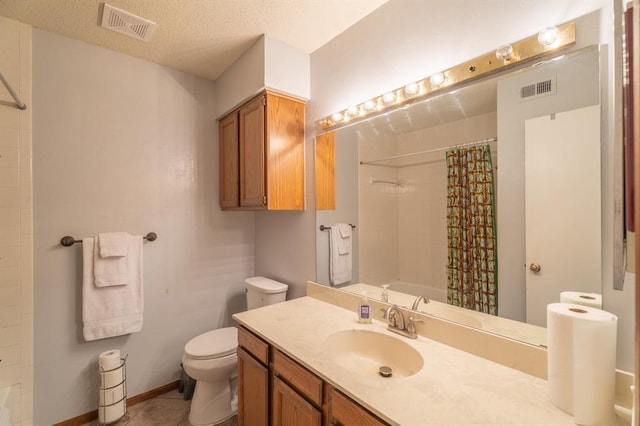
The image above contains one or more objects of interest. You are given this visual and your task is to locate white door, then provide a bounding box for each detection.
[524,105,601,327]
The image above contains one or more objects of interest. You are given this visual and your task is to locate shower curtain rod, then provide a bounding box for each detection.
[359,136,497,166]
[0,71,27,110]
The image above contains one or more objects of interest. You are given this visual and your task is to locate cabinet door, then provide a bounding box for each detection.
[219,112,239,209]
[329,388,387,426]
[265,92,305,210]
[272,376,322,426]
[237,347,268,426]
[239,95,266,208]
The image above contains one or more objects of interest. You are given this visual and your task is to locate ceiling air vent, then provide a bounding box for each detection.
[518,75,557,102]
[101,4,156,42]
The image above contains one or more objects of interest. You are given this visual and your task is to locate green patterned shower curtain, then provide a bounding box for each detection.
[446,144,498,315]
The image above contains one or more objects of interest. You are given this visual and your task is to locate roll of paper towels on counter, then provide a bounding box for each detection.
[547,303,617,425]
[560,291,602,309]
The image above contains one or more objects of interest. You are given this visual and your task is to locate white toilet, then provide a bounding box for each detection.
[182,276,288,426]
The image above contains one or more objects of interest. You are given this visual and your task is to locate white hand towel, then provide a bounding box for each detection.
[0,407,9,426]
[98,232,129,258]
[93,237,129,287]
[329,224,352,285]
[335,223,351,255]
[83,235,144,341]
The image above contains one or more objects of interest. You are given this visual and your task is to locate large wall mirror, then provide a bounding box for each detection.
[315,45,630,366]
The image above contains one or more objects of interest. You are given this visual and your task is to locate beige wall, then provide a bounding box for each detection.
[0,16,33,426]
[32,30,255,424]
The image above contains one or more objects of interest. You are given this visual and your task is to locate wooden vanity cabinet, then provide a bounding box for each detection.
[237,326,388,426]
[237,327,269,426]
[327,387,387,426]
[271,349,323,426]
[219,90,305,211]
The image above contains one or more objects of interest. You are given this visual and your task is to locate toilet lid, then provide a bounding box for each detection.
[184,327,238,360]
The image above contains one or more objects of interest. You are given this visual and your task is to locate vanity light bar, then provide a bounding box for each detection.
[318,21,576,130]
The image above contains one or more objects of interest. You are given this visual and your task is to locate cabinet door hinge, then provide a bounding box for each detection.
[263,195,267,205]
[262,95,266,106]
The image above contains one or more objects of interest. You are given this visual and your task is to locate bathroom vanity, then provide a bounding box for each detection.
[233,295,578,425]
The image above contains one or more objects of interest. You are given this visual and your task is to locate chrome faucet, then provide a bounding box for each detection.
[381,305,423,339]
[411,295,430,310]
[382,305,405,331]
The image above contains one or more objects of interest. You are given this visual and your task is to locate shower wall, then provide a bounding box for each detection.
[397,113,497,294]
[357,112,497,297]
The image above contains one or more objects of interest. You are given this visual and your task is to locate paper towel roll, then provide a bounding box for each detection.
[547,303,617,425]
[99,350,123,389]
[560,291,602,309]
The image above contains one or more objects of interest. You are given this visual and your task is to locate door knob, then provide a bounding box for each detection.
[529,262,541,272]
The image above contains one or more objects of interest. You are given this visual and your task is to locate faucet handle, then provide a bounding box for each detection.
[406,316,425,339]
[408,316,425,323]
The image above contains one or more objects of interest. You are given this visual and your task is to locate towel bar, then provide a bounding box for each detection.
[60,232,157,247]
[319,224,356,231]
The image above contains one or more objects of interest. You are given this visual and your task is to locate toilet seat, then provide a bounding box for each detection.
[184,327,237,360]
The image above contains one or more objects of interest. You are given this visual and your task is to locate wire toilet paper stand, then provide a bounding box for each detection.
[98,354,128,425]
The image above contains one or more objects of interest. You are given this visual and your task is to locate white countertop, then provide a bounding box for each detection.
[233,296,575,426]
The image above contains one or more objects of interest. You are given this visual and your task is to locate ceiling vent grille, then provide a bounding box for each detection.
[518,76,557,102]
[101,4,156,42]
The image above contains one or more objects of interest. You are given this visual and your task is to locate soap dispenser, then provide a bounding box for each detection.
[357,291,372,324]
[381,284,389,303]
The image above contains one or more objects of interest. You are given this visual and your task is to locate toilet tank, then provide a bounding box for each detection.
[245,276,288,310]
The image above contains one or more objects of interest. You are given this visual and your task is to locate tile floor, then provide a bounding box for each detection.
[81,388,238,426]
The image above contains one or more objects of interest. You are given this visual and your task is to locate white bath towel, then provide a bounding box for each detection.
[98,232,129,257]
[329,223,352,285]
[83,235,144,341]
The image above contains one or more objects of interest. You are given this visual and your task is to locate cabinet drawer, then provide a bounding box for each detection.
[238,326,269,365]
[272,376,322,426]
[329,388,387,426]
[272,349,323,407]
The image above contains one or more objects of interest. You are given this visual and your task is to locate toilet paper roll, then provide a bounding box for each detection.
[100,383,125,406]
[99,350,124,389]
[98,398,126,424]
[560,291,602,309]
[547,303,617,425]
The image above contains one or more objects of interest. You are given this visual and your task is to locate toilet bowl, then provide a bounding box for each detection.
[182,328,238,426]
[182,277,288,426]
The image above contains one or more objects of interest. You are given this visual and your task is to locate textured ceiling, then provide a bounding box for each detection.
[0,0,389,80]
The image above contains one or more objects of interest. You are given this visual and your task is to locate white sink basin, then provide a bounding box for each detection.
[323,329,424,379]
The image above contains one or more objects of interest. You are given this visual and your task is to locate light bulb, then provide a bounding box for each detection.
[347,105,360,116]
[430,72,446,86]
[538,26,558,46]
[331,112,343,122]
[363,99,377,111]
[495,44,513,61]
[382,92,396,104]
[404,82,419,95]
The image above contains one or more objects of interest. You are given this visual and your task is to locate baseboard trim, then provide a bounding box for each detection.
[53,380,180,426]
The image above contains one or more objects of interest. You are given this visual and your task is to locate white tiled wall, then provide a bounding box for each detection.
[0,16,33,426]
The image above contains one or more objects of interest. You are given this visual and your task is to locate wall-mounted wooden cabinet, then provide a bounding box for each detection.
[315,131,336,210]
[237,326,388,426]
[219,90,306,211]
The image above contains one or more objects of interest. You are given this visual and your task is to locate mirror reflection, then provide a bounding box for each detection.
[315,45,604,347]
